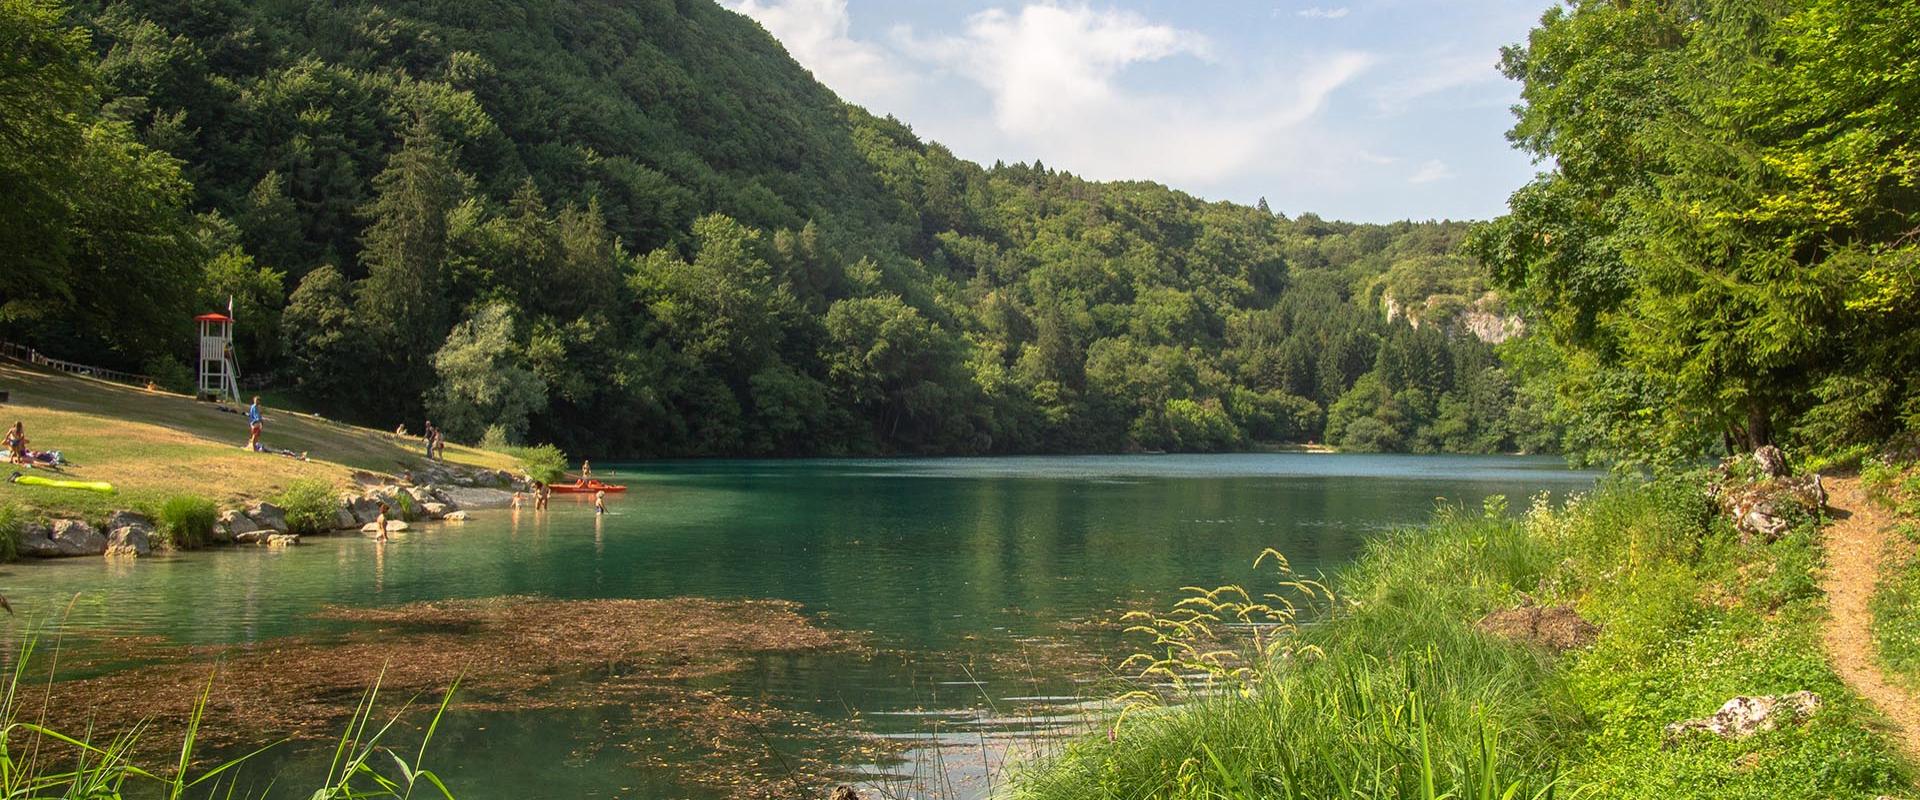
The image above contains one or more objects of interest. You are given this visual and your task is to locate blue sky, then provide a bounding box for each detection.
[723,0,1550,223]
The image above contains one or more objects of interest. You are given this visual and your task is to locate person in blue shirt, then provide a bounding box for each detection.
[246,396,263,451]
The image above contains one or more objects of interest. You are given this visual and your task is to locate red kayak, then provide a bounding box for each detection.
[546,479,627,494]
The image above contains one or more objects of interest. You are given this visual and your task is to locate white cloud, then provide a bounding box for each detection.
[897,5,1372,186]
[1371,52,1503,113]
[726,0,916,109]
[1408,159,1455,184]
[1296,7,1350,19]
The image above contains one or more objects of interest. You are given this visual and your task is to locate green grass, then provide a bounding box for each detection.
[154,495,218,550]
[1871,525,1920,690]
[0,362,516,522]
[1013,478,1916,800]
[1863,456,1920,690]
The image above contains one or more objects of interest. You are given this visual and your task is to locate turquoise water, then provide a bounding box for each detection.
[0,454,1595,798]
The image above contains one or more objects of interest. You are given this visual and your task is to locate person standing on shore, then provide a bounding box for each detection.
[245,396,263,451]
[422,420,436,460]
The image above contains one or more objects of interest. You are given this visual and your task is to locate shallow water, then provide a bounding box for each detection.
[1,453,1595,798]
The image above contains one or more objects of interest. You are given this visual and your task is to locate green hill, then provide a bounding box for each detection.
[2,0,1549,458]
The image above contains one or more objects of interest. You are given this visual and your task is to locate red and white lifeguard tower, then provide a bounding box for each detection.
[195,312,241,402]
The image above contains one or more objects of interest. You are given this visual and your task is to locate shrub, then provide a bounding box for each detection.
[0,503,27,562]
[154,495,217,549]
[275,479,339,535]
[508,443,568,484]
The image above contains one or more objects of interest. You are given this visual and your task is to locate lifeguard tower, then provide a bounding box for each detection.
[195,312,241,402]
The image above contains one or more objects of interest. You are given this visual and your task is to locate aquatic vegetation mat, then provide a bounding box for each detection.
[21,596,890,798]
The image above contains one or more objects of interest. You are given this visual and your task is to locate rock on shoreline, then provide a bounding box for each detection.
[16,461,524,560]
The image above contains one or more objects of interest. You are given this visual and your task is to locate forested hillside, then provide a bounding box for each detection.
[1,0,1550,457]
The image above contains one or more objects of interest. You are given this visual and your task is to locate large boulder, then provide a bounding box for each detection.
[443,510,469,522]
[1664,692,1822,746]
[17,521,60,558]
[42,520,107,557]
[420,501,449,519]
[104,510,154,532]
[267,533,301,547]
[104,526,152,557]
[219,506,259,533]
[1711,448,1826,545]
[234,529,270,545]
[246,501,289,533]
[332,505,358,531]
[346,496,382,525]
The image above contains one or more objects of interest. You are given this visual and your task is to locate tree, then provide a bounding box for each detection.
[281,265,368,409]
[1471,0,1920,462]
[354,117,473,417]
[427,302,547,444]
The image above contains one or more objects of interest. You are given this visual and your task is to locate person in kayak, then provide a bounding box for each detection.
[581,460,592,481]
[245,397,263,451]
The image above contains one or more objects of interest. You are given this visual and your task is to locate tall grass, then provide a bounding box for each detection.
[153,495,217,549]
[275,479,339,535]
[505,444,567,484]
[0,504,23,562]
[1017,499,1573,800]
[1016,477,1916,800]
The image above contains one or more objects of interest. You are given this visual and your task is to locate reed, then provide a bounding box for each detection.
[0,630,461,799]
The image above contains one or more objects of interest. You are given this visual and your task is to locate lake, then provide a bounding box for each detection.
[1,454,1596,798]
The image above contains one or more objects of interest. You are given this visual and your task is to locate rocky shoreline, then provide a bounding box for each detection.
[16,461,526,560]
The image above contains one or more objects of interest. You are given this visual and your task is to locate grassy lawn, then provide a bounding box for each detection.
[1865,456,1920,689]
[0,363,515,522]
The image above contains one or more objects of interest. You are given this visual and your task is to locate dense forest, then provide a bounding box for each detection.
[1,0,1551,458]
[1470,0,1920,467]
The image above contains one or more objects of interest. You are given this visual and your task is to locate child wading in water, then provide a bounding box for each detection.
[373,502,390,542]
[594,490,607,515]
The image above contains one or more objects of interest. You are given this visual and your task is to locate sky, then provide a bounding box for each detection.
[721,0,1551,223]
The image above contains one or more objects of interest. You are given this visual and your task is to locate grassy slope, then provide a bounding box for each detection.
[0,363,515,521]
[1013,480,1915,799]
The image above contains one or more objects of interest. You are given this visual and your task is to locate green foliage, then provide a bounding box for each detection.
[139,355,193,393]
[0,0,202,368]
[273,479,338,535]
[507,443,567,484]
[0,0,1548,459]
[426,302,546,444]
[0,503,23,562]
[153,495,216,549]
[1471,0,1920,465]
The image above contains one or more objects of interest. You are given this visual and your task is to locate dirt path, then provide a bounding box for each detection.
[1819,476,1920,762]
